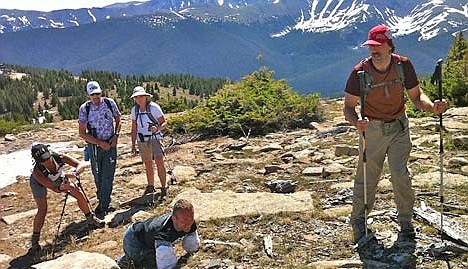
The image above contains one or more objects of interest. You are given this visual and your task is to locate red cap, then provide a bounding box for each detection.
[362,25,393,46]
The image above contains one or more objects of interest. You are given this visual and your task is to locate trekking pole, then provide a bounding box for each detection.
[357,70,369,238]
[164,137,177,185]
[92,144,99,177]
[74,172,93,212]
[431,58,444,241]
[156,132,177,185]
[52,191,69,258]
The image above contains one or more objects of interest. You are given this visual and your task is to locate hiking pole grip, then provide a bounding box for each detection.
[357,71,366,119]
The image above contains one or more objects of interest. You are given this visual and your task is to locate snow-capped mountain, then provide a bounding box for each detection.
[0,0,466,95]
[276,0,467,41]
[1,0,466,40]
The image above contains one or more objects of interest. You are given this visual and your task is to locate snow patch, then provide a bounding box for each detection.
[290,0,369,33]
[87,9,96,22]
[0,142,77,189]
[18,16,30,26]
[170,10,186,19]
[69,20,79,26]
[217,0,224,6]
[49,19,64,28]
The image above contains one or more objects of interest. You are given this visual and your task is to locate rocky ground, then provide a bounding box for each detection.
[1,99,467,269]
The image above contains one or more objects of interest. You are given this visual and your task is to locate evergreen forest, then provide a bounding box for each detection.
[0,31,466,137]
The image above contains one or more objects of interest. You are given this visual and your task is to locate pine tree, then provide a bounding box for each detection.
[445,31,467,106]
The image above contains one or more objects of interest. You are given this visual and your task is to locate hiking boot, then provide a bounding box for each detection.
[95,206,105,220]
[86,213,105,228]
[143,185,156,195]
[31,233,41,252]
[116,255,135,269]
[160,187,167,197]
[399,221,415,238]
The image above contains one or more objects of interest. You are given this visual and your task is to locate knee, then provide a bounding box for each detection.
[156,245,177,269]
[36,207,47,219]
[183,232,200,253]
[36,199,48,215]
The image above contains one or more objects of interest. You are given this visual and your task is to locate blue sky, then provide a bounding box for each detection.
[0,1,148,12]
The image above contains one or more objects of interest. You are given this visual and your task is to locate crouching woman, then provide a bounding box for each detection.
[29,143,104,252]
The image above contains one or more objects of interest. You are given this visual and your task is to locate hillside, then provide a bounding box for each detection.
[0,99,467,268]
[0,0,466,95]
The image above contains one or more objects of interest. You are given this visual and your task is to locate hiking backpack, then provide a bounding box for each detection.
[85,97,114,118]
[132,101,159,127]
[85,97,115,134]
[360,53,405,92]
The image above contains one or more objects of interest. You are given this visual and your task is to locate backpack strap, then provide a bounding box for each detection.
[360,55,406,97]
[35,153,64,178]
[85,97,114,118]
[392,53,405,86]
[85,97,115,133]
[360,57,373,94]
[146,102,159,126]
[134,101,159,127]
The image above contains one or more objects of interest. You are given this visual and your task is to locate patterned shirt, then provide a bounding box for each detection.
[78,98,121,140]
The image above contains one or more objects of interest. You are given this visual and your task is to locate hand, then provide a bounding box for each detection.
[356,117,369,132]
[75,161,90,174]
[60,178,71,191]
[131,145,137,156]
[109,135,118,148]
[150,125,158,133]
[99,140,111,151]
[433,100,448,114]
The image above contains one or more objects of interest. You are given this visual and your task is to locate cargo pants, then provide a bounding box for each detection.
[350,114,415,225]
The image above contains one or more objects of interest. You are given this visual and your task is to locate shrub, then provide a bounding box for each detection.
[169,67,321,137]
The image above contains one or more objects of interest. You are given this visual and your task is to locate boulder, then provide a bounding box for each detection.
[32,251,119,269]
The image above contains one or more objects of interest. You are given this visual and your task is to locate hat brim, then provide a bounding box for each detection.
[362,40,384,46]
[88,89,102,95]
[130,92,152,98]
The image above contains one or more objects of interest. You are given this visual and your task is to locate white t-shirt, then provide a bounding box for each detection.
[131,101,164,138]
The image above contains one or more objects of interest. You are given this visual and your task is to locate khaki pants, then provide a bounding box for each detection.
[351,114,415,225]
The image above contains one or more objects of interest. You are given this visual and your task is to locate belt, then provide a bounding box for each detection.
[383,119,396,123]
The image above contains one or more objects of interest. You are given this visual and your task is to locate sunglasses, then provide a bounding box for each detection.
[39,152,51,163]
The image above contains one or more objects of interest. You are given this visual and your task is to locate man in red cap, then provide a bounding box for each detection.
[343,25,448,244]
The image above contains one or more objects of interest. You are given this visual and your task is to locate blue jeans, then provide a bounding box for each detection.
[89,144,117,211]
[117,224,154,267]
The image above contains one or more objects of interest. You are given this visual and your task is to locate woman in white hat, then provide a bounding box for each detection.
[130,86,168,196]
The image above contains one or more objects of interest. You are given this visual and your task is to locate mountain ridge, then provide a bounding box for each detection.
[0,0,466,95]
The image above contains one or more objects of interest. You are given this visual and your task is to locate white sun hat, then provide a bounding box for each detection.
[130,86,152,98]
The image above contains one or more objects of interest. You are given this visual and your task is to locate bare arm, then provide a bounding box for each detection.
[343,93,360,127]
[344,93,369,132]
[131,119,138,155]
[61,154,89,174]
[33,169,61,193]
[79,122,104,146]
[109,115,121,148]
[407,85,448,114]
[157,115,167,132]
